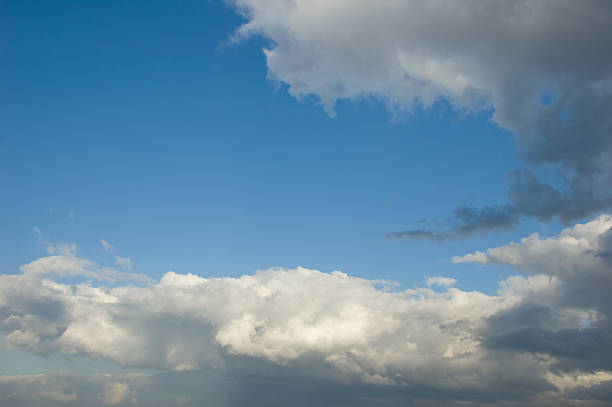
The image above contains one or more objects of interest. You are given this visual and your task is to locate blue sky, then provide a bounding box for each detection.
[2,1,612,406]
[2,0,538,291]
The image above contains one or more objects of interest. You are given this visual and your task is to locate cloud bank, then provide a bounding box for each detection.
[2,216,612,405]
[227,0,612,234]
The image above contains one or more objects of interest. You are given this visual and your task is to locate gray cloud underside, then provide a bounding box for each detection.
[388,204,518,242]
[227,0,612,235]
[2,215,612,405]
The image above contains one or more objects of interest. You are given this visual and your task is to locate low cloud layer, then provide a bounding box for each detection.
[2,216,612,405]
[227,0,612,234]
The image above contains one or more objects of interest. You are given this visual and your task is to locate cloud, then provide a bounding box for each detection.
[100,381,134,405]
[387,229,447,242]
[40,390,77,403]
[389,205,518,242]
[3,217,612,404]
[425,276,456,288]
[228,0,612,232]
[100,240,115,253]
[0,372,149,407]
[19,246,148,284]
[455,214,612,372]
[453,214,612,279]
[115,256,133,271]
[45,243,77,256]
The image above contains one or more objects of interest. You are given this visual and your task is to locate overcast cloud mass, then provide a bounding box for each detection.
[228,0,612,236]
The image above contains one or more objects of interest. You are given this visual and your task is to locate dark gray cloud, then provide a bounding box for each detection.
[484,303,612,367]
[596,227,612,264]
[458,215,612,380]
[386,229,447,242]
[389,204,518,242]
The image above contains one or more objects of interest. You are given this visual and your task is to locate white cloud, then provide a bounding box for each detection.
[19,246,148,284]
[100,240,115,253]
[4,217,612,404]
[1,263,519,388]
[115,256,133,271]
[453,214,612,280]
[45,242,77,256]
[425,276,457,287]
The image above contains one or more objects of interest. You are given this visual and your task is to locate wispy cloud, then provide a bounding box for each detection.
[388,205,518,242]
[100,240,115,253]
[114,256,133,271]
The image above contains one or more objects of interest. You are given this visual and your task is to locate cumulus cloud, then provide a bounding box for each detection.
[453,214,612,279]
[227,0,612,233]
[3,217,612,405]
[456,214,612,373]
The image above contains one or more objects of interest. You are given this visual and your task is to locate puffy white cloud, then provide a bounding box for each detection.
[19,250,148,284]
[1,265,507,379]
[425,276,457,288]
[3,217,612,404]
[453,214,612,280]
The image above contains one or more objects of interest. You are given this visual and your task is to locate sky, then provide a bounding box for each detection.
[1,1,612,406]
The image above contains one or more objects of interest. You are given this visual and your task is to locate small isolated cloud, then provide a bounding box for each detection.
[388,205,518,242]
[387,229,446,242]
[33,227,42,237]
[115,256,133,271]
[100,240,115,252]
[425,276,457,288]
